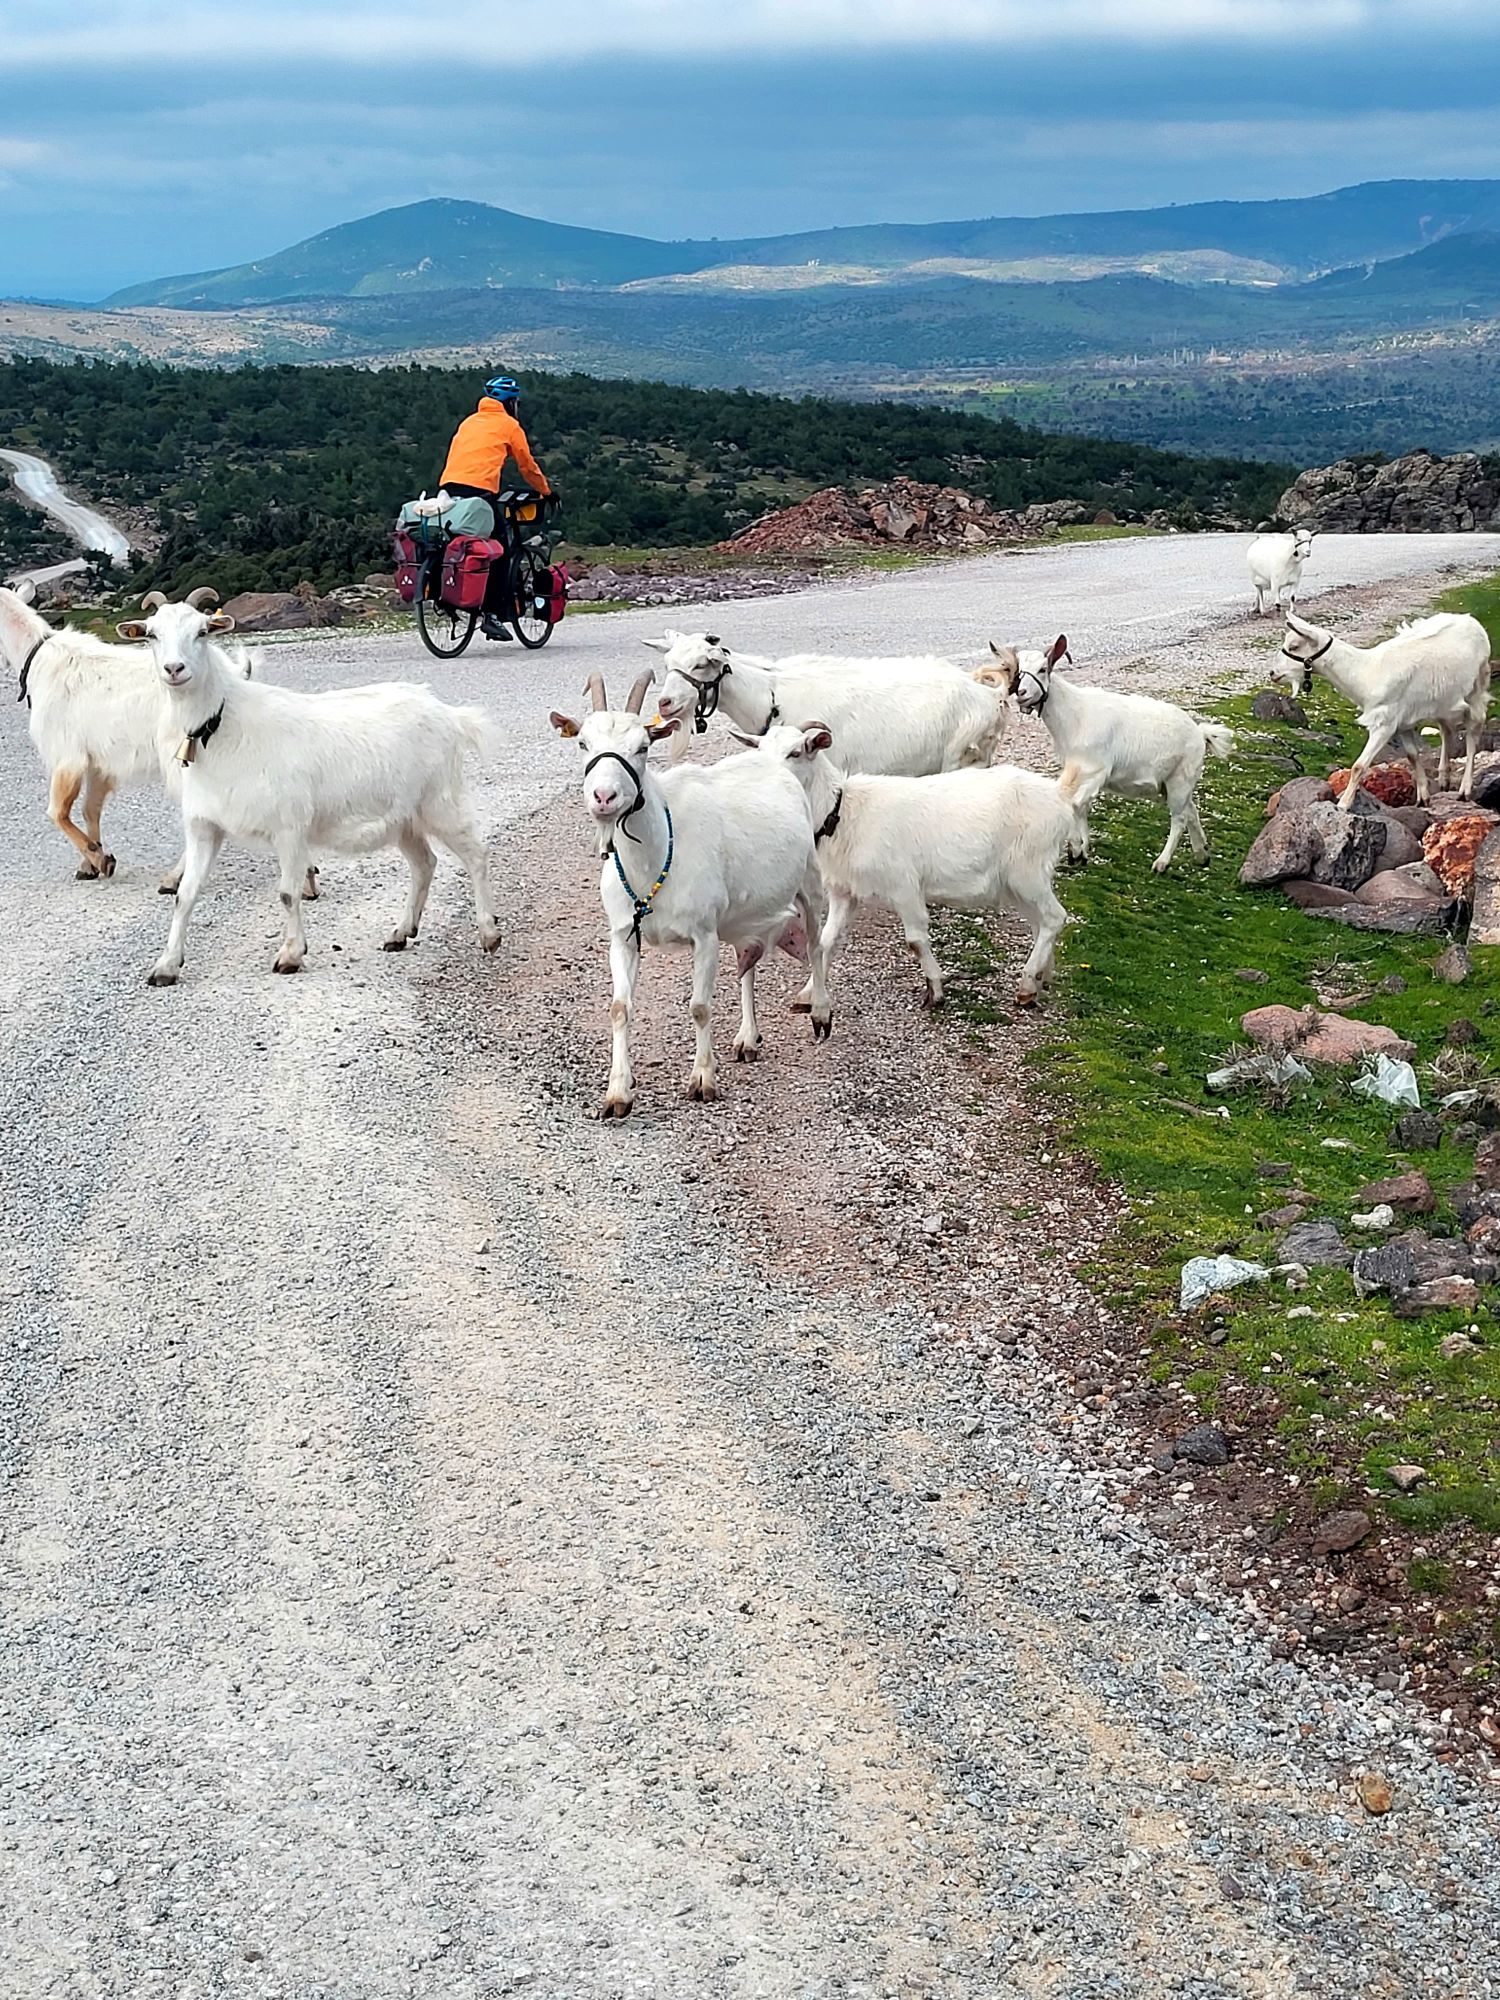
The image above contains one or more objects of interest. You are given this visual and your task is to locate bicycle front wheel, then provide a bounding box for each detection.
[415,557,478,658]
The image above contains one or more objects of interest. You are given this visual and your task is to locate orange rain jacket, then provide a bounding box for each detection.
[441,396,552,497]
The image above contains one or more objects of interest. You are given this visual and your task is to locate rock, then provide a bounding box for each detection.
[1251,689,1309,726]
[1350,1204,1395,1231]
[1304,898,1455,936]
[1261,1203,1308,1229]
[1173,1424,1231,1467]
[1327,762,1418,809]
[1282,879,1356,910]
[1240,1004,1416,1067]
[1277,1220,1352,1268]
[1433,941,1471,983]
[1394,1278,1480,1318]
[1467,1214,1500,1255]
[1353,865,1445,904]
[1474,1131,1500,1188]
[1354,1171,1435,1214]
[220,588,344,632]
[1468,826,1500,945]
[1274,1261,1310,1291]
[1377,973,1409,994]
[1439,1330,1481,1358]
[1267,775,1333,816]
[1179,1255,1269,1310]
[1385,1463,1427,1493]
[1385,804,1434,838]
[1392,1111,1442,1151]
[1233,967,1270,984]
[1352,1243,1416,1297]
[1423,812,1500,896]
[1254,1161,1294,1179]
[1446,1017,1480,1048]
[1279,448,1500,535]
[1311,1509,1373,1556]
[1363,819,1426,873]
[1403,1231,1479,1283]
[1241,803,1387,891]
[1356,1772,1395,1817]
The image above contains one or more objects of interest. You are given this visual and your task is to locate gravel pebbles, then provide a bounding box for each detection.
[2,532,1497,1997]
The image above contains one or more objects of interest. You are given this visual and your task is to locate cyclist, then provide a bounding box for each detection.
[440,374,553,639]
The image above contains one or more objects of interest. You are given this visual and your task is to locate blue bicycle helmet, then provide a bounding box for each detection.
[484,373,520,405]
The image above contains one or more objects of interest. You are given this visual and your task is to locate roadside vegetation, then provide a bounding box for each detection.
[0,357,1290,596]
[943,673,1500,1551]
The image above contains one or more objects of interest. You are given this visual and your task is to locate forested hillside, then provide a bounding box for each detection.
[0,359,1291,595]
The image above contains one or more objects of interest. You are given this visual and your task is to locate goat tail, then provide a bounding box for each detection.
[452,704,499,762]
[1201,723,1234,762]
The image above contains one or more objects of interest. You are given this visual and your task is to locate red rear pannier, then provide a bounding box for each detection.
[547,563,569,623]
[440,535,506,612]
[393,529,423,604]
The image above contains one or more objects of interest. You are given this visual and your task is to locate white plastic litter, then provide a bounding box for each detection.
[1349,1055,1420,1109]
[1205,1052,1312,1093]
[1351,1204,1395,1230]
[1180,1255,1271,1311]
[1440,1088,1481,1112]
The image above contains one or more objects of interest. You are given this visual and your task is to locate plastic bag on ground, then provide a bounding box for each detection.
[1205,1052,1312,1093]
[1180,1255,1271,1311]
[1349,1055,1420,1109]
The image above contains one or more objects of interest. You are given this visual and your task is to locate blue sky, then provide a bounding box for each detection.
[6,1,1500,299]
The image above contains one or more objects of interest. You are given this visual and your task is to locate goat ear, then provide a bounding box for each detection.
[647,718,679,743]
[549,710,581,739]
[988,641,1019,666]
[206,613,236,634]
[116,620,149,641]
[804,725,833,754]
[641,637,671,654]
[1047,634,1069,667]
[10,578,37,605]
[726,727,761,749]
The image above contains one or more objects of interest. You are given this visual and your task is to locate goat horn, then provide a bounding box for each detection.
[140,590,168,612]
[584,673,608,712]
[624,669,655,715]
[185,586,219,610]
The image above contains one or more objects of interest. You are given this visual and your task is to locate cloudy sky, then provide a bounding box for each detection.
[8,0,1500,299]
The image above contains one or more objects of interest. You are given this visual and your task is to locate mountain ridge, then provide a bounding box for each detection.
[104,179,1500,308]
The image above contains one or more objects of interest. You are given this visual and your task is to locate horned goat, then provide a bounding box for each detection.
[1246,526,1314,617]
[769,720,1073,1006]
[115,594,500,985]
[644,629,1005,775]
[976,636,1234,872]
[0,580,285,891]
[1276,608,1491,807]
[549,670,832,1119]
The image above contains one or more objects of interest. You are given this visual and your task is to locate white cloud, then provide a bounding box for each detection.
[7,0,1494,66]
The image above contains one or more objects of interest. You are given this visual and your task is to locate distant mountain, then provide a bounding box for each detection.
[1302,230,1500,310]
[106,179,1500,308]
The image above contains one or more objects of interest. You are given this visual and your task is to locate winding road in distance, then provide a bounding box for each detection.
[0,446,131,582]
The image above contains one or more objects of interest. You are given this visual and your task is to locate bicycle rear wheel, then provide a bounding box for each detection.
[510,547,557,650]
[415,556,478,658]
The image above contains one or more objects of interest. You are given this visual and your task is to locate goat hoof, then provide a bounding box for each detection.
[812,1012,833,1042]
[146,968,178,988]
[158,880,181,897]
[480,927,502,954]
[687,1077,719,1103]
[598,1096,633,1121]
[272,956,303,975]
[1015,988,1039,1008]
[733,1039,762,1064]
[1151,858,1170,875]
[301,872,320,902]
[98,852,116,878]
[75,861,100,881]
[920,987,944,1012]
[382,935,408,953]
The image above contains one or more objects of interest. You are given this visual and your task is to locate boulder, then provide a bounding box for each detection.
[1385,805,1434,838]
[1354,1172,1435,1215]
[1364,818,1425,872]
[1394,1277,1480,1318]
[1474,1131,1500,1189]
[1277,1220,1353,1268]
[1309,1509,1373,1557]
[1266,775,1333,816]
[1432,940,1472,984]
[1467,826,1500,945]
[1173,1424,1231,1467]
[1301,899,1453,936]
[1241,1005,1416,1067]
[1392,1111,1442,1152]
[1241,803,1387,891]
[1352,1243,1417,1297]
[1278,448,1500,535]
[1328,763,1418,809]
[1282,880,1355,910]
[1423,811,1500,895]
[1353,864,1446,904]
[221,589,344,632]
[1251,689,1309,726]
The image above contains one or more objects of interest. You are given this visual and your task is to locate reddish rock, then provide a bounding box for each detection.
[1474,1131,1500,1190]
[1310,1509,1373,1556]
[1466,1214,1500,1255]
[1394,1277,1480,1317]
[1353,866,1448,905]
[1328,762,1418,808]
[1241,804,1387,891]
[1423,811,1500,895]
[1467,826,1500,945]
[1266,775,1333,817]
[1240,1005,1416,1067]
[1354,1172,1435,1215]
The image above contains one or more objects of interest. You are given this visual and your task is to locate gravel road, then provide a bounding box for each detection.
[3,532,1498,1998]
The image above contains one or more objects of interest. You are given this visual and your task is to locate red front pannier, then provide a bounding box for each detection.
[393,529,423,605]
[440,535,506,613]
[547,563,569,623]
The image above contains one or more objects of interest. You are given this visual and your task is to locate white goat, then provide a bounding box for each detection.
[1276,608,1491,808]
[549,670,832,1119]
[0,580,284,892]
[644,629,1005,775]
[116,596,500,985]
[1247,526,1314,617]
[771,721,1073,1006]
[976,635,1234,873]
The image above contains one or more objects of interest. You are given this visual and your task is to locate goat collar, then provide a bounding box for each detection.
[684,664,729,734]
[1017,667,1052,715]
[609,803,674,946]
[17,630,56,708]
[759,686,781,735]
[177,702,225,767]
[1281,633,1332,672]
[815,787,844,845]
[586,748,648,844]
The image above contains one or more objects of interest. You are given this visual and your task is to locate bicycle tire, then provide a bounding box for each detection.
[414,555,478,658]
[510,546,557,650]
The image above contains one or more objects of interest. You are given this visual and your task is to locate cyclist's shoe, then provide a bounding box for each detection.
[481,616,513,642]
